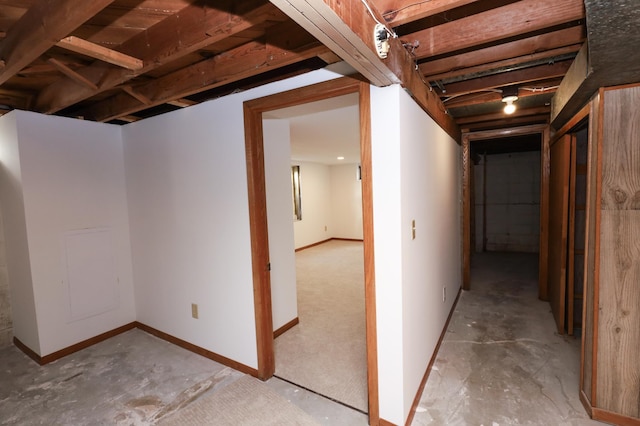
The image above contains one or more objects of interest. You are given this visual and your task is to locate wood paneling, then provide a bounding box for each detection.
[567,135,577,336]
[581,91,600,403]
[595,85,640,418]
[539,127,550,300]
[548,134,571,334]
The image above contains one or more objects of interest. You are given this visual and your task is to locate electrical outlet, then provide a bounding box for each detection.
[191,303,199,319]
[411,220,416,240]
[442,286,446,302]
[324,225,327,232]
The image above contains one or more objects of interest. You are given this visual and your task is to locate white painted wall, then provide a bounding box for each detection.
[330,163,363,240]
[263,119,298,331]
[122,66,353,369]
[0,110,136,356]
[292,161,331,248]
[0,112,38,353]
[292,161,363,248]
[371,85,461,425]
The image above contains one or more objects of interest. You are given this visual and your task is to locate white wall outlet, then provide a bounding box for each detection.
[442,286,446,302]
[191,303,199,319]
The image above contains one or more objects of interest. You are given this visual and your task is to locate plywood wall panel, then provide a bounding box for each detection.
[547,135,571,334]
[594,85,640,418]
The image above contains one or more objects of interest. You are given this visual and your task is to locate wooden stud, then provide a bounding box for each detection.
[47,57,98,90]
[122,86,152,105]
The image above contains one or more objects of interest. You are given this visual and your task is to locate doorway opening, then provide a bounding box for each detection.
[243,76,380,424]
[263,92,368,413]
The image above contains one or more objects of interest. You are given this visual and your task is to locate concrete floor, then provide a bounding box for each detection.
[0,252,603,425]
[413,252,604,426]
[0,329,366,425]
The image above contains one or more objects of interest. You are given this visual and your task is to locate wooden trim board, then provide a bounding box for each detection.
[273,317,299,338]
[135,322,258,377]
[243,76,380,425]
[12,322,258,377]
[13,322,137,365]
[294,237,364,252]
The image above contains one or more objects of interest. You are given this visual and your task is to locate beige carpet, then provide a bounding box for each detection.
[159,375,320,426]
[274,240,368,413]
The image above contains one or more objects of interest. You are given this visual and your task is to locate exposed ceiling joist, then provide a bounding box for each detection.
[407,0,585,59]
[375,0,482,27]
[34,0,283,114]
[56,36,143,70]
[439,60,572,97]
[82,21,329,122]
[0,0,115,86]
[419,26,585,79]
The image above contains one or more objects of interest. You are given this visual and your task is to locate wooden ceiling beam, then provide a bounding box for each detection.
[0,0,114,86]
[81,22,330,122]
[374,0,481,27]
[438,61,572,97]
[456,106,551,125]
[420,27,585,79]
[56,36,143,70]
[460,115,549,131]
[425,44,581,82]
[271,0,460,140]
[408,0,585,60]
[34,0,283,114]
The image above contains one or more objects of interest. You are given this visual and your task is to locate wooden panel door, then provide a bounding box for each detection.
[547,134,571,334]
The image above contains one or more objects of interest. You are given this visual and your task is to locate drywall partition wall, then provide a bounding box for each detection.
[330,163,363,240]
[292,161,331,248]
[0,112,39,353]
[122,65,353,369]
[370,85,404,424]
[474,151,541,252]
[263,119,298,331]
[11,111,136,356]
[371,85,461,425]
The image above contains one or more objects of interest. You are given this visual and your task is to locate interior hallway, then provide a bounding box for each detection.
[412,252,602,426]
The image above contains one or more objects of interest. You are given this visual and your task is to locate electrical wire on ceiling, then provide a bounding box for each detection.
[441,89,503,104]
[520,85,560,92]
[382,0,434,19]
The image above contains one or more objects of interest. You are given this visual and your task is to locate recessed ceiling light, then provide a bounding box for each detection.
[337,156,345,160]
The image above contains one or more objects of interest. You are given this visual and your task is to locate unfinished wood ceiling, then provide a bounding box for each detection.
[0,0,587,130]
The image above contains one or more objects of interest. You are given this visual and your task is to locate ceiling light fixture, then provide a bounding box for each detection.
[501,87,519,115]
[502,96,517,114]
[337,156,345,160]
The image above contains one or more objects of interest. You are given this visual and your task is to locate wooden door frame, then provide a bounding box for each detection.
[243,76,380,424]
[461,124,550,295]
